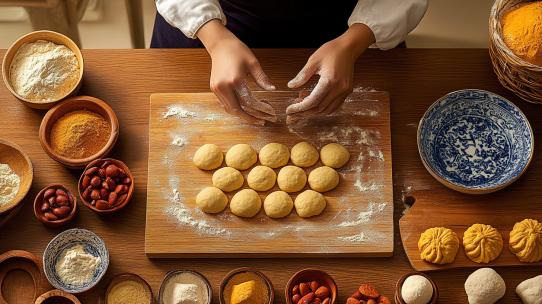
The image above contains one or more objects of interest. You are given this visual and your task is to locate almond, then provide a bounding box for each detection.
[310,281,319,292]
[322,298,330,304]
[292,284,300,295]
[297,292,314,304]
[292,294,301,303]
[315,286,329,299]
[299,283,310,296]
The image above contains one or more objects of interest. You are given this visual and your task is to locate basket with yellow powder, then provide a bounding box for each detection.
[489,0,542,104]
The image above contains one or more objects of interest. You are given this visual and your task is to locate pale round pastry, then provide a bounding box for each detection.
[259,143,290,168]
[516,275,542,304]
[225,144,257,170]
[418,227,459,265]
[320,143,350,168]
[192,144,223,170]
[247,166,276,191]
[290,142,319,167]
[277,165,307,193]
[294,190,326,218]
[308,166,340,192]
[212,167,244,192]
[195,187,228,214]
[509,219,542,263]
[401,275,433,304]
[263,191,293,218]
[463,223,503,264]
[229,189,262,218]
[464,268,505,304]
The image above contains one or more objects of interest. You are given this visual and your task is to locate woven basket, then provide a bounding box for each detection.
[489,0,542,104]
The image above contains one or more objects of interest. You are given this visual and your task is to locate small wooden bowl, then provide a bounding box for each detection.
[158,270,212,304]
[395,272,438,304]
[285,269,337,304]
[78,158,134,214]
[0,139,33,215]
[1,30,84,109]
[105,273,154,304]
[33,184,78,228]
[35,289,81,304]
[39,96,119,169]
[220,267,274,304]
[0,250,49,303]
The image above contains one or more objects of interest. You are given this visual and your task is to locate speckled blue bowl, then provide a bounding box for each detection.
[418,89,534,194]
[43,228,109,293]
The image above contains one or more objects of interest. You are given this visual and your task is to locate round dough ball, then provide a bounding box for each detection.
[418,227,459,265]
[308,166,340,192]
[290,142,319,167]
[196,187,228,213]
[516,275,542,304]
[212,167,244,192]
[463,224,503,264]
[225,144,257,170]
[263,191,293,218]
[247,166,276,191]
[320,143,350,168]
[401,275,433,304]
[230,189,261,218]
[294,190,326,218]
[193,144,223,170]
[509,219,542,263]
[464,268,505,304]
[259,143,290,168]
[277,165,307,193]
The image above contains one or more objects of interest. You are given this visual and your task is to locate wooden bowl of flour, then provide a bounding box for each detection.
[2,30,84,109]
[0,139,33,215]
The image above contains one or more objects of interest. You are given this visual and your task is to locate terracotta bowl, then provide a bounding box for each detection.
[39,96,119,169]
[78,158,134,214]
[285,269,337,304]
[2,30,84,109]
[395,272,438,304]
[33,184,78,228]
[158,270,212,304]
[220,267,274,304]
[34,289,81,304]
[106,273,154,304]
[0,139,33,215]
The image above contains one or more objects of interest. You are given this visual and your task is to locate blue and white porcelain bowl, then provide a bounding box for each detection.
[43,228,109,293]
[418,89,534,194]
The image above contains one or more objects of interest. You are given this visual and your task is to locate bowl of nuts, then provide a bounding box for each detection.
[34,184,77,227]
[78,158,134,213]
[286,269,337,304]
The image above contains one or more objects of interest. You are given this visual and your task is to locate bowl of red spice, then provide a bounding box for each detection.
[39,95,119,169]
[78,158,134,214]
[34,184,78,227]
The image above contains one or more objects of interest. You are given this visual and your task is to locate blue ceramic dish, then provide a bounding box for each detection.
[418,89,534,194]
[43,228,109,293]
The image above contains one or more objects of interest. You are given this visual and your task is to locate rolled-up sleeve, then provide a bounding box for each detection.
[156,0,226,39]
[348,0,428,50]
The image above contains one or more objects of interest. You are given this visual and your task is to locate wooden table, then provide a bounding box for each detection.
[0,49,541,303]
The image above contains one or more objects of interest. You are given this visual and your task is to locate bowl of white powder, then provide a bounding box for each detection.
[43,228,109,294]
[0,138,33,215]
[2,30,83,109]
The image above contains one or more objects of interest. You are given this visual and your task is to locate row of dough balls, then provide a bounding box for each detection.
[418,219,542,265]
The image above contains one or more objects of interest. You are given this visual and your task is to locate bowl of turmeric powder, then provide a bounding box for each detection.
[219,268,274,304]
[39,95,119,169]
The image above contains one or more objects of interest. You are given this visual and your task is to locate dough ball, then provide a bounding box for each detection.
[509,219,542,263]
[308,166,340,192]
[247,166,276,191]
[196,187,228,213]
[263,191,293,218]
[320,143,350,168]
[225,144,257,170]
[418,227,459,265]
[290,142,319,167]
[277,165,307,193]
[212,167,244,192]
[259,143,289,168]
[294,190,326,218]
[463,224,503,263]
[229,189,261,218]
[401,275,433,304]
[516,275,542,304]
[193,144,223,170]
[464,268,505,304]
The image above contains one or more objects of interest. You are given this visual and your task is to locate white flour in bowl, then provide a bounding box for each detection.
[0,163,20,207]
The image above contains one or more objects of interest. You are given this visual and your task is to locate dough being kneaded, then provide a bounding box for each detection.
[277,165,307,193]
[516,275,542,304]
[263,191,293,218]
[247,166,276,192]
[418,227,459,265]
[308,166,339,192]
[259,143,289,168]
[230,189,261,218]
[225,144,257,170]
[294,190,326,218]
[196,187,228,213]
[463,223,503,264]
[464,268,505,304]
[320,143,350,168]
[193,144,223,170]
[290,142,319,167]
[509,219,542,263]
[212,167,244,192]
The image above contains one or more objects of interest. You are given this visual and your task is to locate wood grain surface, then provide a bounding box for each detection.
[0,49,541,303]
[146,92,393,258]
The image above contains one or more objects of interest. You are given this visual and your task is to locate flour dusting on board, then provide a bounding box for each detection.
[338,202,388,227]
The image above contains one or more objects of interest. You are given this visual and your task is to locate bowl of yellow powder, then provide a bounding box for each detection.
[219,268,274,304]
[105,273,153,304]
[0,138,33,215]
[2,30,84,109]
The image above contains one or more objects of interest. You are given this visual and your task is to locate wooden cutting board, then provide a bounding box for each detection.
[145,91,393,258]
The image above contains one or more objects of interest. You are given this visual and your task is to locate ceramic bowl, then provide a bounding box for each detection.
[395,272,438,304]
[0,250,45,302]
[33,184,78,228]
[418,89,534,194]
[0,138,33,215]
[285,269,337,304]
[2,30,84,109]
[219,268,274,304]
[39,96,119,169]
[158,270,212,304]
[106,273,154,304]
[35,289,81,304]
[43,228,109,294]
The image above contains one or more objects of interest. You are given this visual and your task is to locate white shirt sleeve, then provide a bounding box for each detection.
[348,0,428,50]
[155,0,226,39]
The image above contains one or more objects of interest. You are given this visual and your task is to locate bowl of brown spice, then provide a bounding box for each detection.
[39,95,119,169]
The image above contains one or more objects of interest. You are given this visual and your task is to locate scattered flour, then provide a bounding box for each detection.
[338,232,367,243]
[171,135,187,147]
[368,149,385,161]
[163,105,197,119]
[353,110,378,117]
[338,202,388,227]
[354,181,384,192]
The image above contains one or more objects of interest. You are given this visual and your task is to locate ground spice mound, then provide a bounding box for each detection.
[502,1,542,66]
[223,272,269,304]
